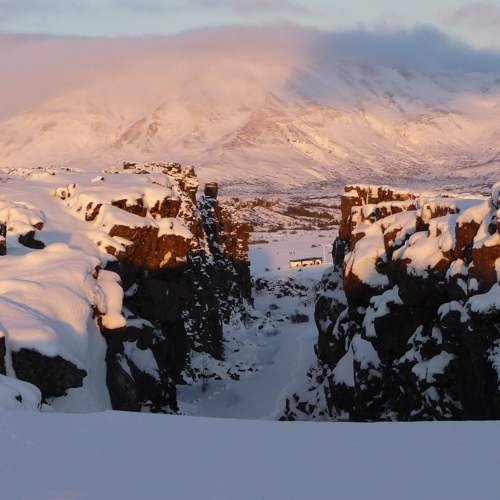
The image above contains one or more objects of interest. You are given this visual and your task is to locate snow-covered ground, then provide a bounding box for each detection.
[2,411,499,500]
[178,230,334,419]
[1,175,499,499]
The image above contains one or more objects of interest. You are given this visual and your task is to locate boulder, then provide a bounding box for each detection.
[11,349,87,399]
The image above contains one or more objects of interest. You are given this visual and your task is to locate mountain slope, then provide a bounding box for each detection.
[1,28,500,192]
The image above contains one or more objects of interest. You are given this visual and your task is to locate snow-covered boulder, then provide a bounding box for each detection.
[0,243,123,400]
[0,199,46,250]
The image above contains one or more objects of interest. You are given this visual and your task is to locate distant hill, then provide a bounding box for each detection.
[1,27,499,192]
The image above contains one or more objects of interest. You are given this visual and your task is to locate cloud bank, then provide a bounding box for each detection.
[1,25,500,120]
[448,1,500,31]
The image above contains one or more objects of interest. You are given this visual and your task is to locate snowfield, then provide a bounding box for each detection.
[1,411,499,500]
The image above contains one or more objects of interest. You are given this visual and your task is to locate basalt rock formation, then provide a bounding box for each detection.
[54,162,252,412]
[287,183,500,421]
[0,163,251,413]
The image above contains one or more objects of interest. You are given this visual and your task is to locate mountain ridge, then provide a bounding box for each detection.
[1,27,499,192]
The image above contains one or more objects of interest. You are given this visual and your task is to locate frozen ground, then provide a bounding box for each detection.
[1,411,499,500]
[178,230,335,419]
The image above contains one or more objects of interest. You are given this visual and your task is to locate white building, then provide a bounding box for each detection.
[289,257,324,269]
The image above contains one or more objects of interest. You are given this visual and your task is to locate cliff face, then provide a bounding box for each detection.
[297,183,500,421]
[0,163,251,413]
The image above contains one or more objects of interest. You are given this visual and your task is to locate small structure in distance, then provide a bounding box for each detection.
[289,257,324,269]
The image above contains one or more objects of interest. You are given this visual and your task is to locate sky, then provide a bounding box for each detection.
[0,0,500,49]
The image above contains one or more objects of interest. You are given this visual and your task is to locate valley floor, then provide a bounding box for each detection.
[2,411,498,500]
[178,230,333,419]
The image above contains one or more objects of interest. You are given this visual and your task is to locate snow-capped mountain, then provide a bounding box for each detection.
[1,27,500,192]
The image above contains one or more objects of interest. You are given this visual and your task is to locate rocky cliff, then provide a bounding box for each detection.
[285,183,500,421]
[0,163,251,413]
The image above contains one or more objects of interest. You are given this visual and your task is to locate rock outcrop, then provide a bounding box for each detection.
[288,183,500,421]
[55,162,252,412]
[0,162,251,413]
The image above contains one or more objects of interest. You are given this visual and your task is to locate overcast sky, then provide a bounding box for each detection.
[0,0,500,49]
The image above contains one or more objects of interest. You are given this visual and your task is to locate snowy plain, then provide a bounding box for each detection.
[1,411,499,500]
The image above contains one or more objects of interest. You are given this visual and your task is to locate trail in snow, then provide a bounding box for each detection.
[177,230,334,419]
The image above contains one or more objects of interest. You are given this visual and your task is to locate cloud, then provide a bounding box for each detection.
[447,2,500,31]
[0,0,68,19]
[311,25,500,74]
[117,0,311,15]
[0,0,311,19]
[1,25,500,120]
[193,0,309,14]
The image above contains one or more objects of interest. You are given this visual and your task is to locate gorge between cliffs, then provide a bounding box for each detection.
[0,162,499,423]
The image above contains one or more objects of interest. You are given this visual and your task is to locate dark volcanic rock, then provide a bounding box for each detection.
[57,163,252,412]
[0,223,6,255]
[11,348,87,399]
[18,230,45,249]
[0,336,6,374]
[305,183,500,421]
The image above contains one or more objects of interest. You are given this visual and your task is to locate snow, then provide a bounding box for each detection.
[0,161,498,499]
[351,335,381,372]
[157,217,193,239]
[473,210,500,249]
[0,199,46,235]
[0,244,102,369]
[178,230,334,419]
[332,347,355,387]
[488,340,500,388]
[4,411,499,500]
[249,230,334,275]
[456,199,491,226]
[0,375,41,411]
[97,270,126,330]
[123,341,160,380]
[393,215,456,278]
[467,284,500,315]
[56,169,195,258]
[1,29,500,193]
[438,301,470,323]
[446,259,468,278]
[363,286,402,338]
[492,181,500,209]
[345,223,389,288]
[412,352,455,384]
